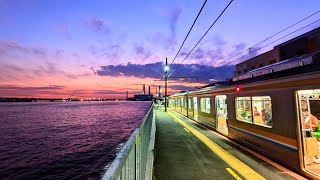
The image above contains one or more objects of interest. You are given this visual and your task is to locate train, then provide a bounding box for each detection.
[169,53,320,179]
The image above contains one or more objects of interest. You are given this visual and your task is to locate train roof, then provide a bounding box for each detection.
[171,58,320,97]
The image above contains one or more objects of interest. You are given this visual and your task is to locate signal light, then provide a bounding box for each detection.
[236,87,240,92]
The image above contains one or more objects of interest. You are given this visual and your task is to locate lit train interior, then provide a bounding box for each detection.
[216,95,228,135]
[297,89,320,176]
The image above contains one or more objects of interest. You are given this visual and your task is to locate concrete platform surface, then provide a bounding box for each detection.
[153,109,302,180]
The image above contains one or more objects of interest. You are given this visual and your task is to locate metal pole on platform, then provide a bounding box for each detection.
[164,58,168,112]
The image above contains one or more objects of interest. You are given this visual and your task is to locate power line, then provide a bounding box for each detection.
[198,18,320,79]
[215,9,320,67]
[195,9,320,78]
[225,19,320,65]
[169,0,234,77]
[169,0,208,67]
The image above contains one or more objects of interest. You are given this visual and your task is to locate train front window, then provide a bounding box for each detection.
[252,96,272,127]
[235,97,252,123]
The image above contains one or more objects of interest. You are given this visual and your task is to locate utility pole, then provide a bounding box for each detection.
[164,57,168,112]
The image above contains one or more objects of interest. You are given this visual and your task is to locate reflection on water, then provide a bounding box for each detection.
[0,101,151,179]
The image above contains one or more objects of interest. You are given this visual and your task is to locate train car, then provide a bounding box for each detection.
[170,54,320,179]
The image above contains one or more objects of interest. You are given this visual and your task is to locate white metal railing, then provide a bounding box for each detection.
[102,104,155,180]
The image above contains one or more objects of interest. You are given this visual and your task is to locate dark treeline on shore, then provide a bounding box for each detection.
[0,97,81,102]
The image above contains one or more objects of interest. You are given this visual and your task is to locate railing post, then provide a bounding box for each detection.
[135,134,139,180]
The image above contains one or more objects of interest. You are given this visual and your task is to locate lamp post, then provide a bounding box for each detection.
[164,58,168,112]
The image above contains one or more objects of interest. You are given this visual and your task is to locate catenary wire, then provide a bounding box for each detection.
[169,0,208,67]
[197,18,320,80]
[169,0,234,77]
[194,9,320,78]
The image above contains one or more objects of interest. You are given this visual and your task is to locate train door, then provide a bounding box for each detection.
[216,95,228,135]
[193,97,198,120]
[297,89,320,177]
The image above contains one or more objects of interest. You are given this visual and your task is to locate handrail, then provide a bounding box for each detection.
[102,103,155,180]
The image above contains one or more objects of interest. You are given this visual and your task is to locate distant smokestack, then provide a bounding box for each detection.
[126,91,128,99]
[148,86,151,95]
[143,84,145,94]
[156,88,157,97]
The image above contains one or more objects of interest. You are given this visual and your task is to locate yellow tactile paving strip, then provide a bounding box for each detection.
[168,111,266,180]
[226,168,242,180]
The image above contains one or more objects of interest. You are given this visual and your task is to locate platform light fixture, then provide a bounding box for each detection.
[164,66,169,72]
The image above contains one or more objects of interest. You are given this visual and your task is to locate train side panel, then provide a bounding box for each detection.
[227,89,300,171]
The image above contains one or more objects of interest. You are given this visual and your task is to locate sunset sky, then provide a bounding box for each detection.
[0,0,320,98]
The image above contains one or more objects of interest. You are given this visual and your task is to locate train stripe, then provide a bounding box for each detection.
[228,125,297,152]
[228,121,296,147]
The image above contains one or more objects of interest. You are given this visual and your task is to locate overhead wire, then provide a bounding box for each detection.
[169,0,234,77]
[194,9,320,78]
[169,0,208,67]
[197,18,320,79]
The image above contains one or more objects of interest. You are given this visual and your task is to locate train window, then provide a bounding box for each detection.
[200,98,206,112]
[200,98,210,113]
[252,96,272,127]
[235,97,252,123]
[206,98,211,113]
[181,98,184,107]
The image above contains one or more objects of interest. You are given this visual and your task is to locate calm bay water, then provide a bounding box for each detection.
[0,101,152,179]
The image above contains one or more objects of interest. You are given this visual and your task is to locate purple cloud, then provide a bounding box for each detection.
[30,62,91,79]
[55,24,69,33]
[90,67,97,75]
[96,62,235,84]
[212,35,227,46]
[53,24,71,39]
[178,47,225,65]
[134,44,152,60]
[0,85,65,91]
[169,84,197,91]
[1,64,24,72]
[85,17,110,33]
[148,6,183,49]
[54,49,64,57]
[233,42,246,51]
[0,40,47,58]
[169,6,183,43]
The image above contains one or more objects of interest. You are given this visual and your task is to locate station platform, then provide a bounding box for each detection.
[153,108,305,180]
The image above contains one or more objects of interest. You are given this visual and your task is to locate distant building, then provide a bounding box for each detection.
[235,27,320,76]
[133,94,153,101]
[235,48,280,76]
